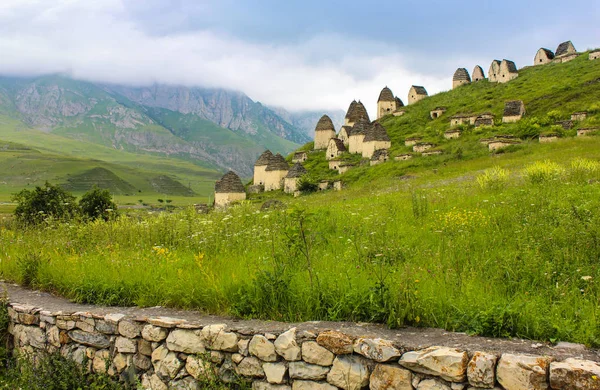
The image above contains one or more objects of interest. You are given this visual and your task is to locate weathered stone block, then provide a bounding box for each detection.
[327,355,371,390]
[201,324,238,352]
[239,339,250,356]
[142,325,169,342]
[113,353,132,373]
[156,351,183,379]
[417,379,452,390]
[115,336,137,353]
[118,320,143,338]
[93,349,114,375]
[95,320,117,334]
[46,326,61,348]
[316,330,354,355]
[104,313,125,325]
[354,338,401,363]
[254,382,292,390]
[263,362,288,384]
[496,353,551,390]
[250,335,277,362]
[169,376,199,390]
[467,351,497,388]
[138,338,153,356]
[399,346,468,382]
[186,355,214,380]
[549,358,600,390]
[369,363,412,390]
[292,381,336,390]
[141,373,168,390]
[302,341,335,366]
[275,328,301,361]
[68,330,110,349]
[237,356,266,378]
[166,329,205,354]
[133,353,152,371]
[289,361,330,380]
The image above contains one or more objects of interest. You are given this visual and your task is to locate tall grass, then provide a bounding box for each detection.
[1,160,600,346]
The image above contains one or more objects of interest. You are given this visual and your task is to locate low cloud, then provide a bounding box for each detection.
[0,1,485,117]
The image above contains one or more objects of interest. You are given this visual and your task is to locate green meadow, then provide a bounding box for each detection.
[2,136,600,346]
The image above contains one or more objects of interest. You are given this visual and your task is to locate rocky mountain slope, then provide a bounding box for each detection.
[0,75,310,176]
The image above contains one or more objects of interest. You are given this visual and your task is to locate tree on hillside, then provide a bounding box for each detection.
[79,186,118,221]
[12,182,78,225]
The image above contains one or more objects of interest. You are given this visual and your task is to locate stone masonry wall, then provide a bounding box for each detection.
[5,295,600,390]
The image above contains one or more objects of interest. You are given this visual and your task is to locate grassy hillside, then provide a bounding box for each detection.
[299,52,600,184]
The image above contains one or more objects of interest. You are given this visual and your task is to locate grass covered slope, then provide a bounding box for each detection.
[2,136,600,346]
[0,134,219,202]
[300,53,600,184]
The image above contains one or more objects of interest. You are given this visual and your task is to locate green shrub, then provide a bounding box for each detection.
[12,182,78,226]
[79,186,118,221]
[568,158,600,183]
[16,252,45,288]
[523,160,565,184]
[297,175,318,193]
[477,166,510,191]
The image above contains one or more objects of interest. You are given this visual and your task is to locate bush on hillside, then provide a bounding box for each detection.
[477,166,510,191]
[12,182,78,226]
[297,175,318,193]
[524,160,565,184]
[79,186,118,221]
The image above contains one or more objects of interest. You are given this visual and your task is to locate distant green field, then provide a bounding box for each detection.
[0,121,223,202]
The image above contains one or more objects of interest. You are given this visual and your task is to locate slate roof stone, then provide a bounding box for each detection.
[350,117,372,136]
[556,41,576,56]
[538,48,555,59]
[411,86,428,95]
[378,87,395,102]
[265,153,289,171]
[255,150,274,166]
[453,68,471,82]
[364,122,390,142]
[285,163,308,178]
[315,115,335,132]
[215,171,245,193]
[329,137,347,152]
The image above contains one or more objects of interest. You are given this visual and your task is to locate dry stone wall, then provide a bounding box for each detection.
[6,300,600,390]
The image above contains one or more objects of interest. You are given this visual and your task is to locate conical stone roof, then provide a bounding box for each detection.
[347,101,370,123]
[315,115,335,132]
[345,100,358,120]
[254,150,274,166]
[364,122,390,142]
[453,68,471,82]
[378,87,395,102]
[285,163,308,178]
[395,97,404,107]
[265,153,289,171]
[350,117,372,136]
[215,171,245,193]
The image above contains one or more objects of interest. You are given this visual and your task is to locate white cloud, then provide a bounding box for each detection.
[0,0,454,117]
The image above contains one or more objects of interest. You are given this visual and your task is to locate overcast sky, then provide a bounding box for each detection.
[0,0,598,117]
